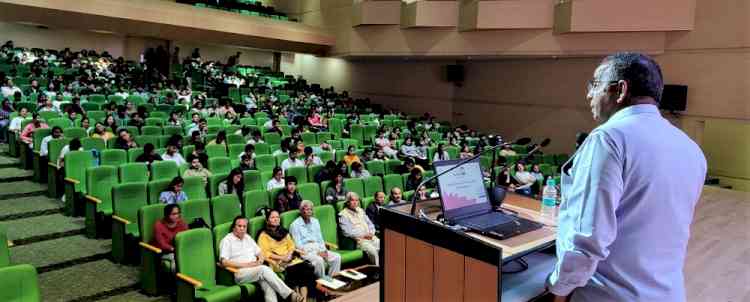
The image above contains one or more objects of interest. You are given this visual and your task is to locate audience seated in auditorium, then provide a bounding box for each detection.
[349,161,370,179]
[433,143,449,162]
[343,145,360,167]
[39,126,63,157]
[281,149,304,172]
[219,216,305,302]
[267,167,285,191]
[366,191,386,232]
[512,162,536,197]
[302,146,322,167]
[338,192,379,266]
[324,171,348,204]
[57,138,81,168]
[257,210,318,300]
[159,176,188,204]
[275,176,302,213]
[183,154,211,185]
[218,168,244,201]
[389,187,405,204]
[290,200,341,278]
[152,203,187,272]
[20,113,47,145]
[113,129,137,150]
[499,144,517,157]
[136,143,162,165]
[161,142,186,166]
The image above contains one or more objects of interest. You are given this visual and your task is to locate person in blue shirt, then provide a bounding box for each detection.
[289,200,341,278]
[547,53,706,302]
[159,176,188,205]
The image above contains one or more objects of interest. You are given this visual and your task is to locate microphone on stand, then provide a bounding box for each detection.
[408,137,532,216]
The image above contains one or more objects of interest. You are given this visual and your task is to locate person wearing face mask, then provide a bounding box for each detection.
[546,53,706,302]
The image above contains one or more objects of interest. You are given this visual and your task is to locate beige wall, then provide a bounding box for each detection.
[171,41,275,67]
[0,21,135,58]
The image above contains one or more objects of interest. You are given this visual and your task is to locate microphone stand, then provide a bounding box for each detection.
[409,140,520,216]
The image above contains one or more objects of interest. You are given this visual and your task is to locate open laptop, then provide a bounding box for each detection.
[433,158,542,240]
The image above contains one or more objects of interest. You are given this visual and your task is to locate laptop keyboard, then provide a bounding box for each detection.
[462,212,515,230]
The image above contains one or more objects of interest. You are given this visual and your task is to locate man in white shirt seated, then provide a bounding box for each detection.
[220,216,304,302]
[162,143,186,166]
[40,126,63,157]
[9,107,30,133]
[289,200,341,278]
[280,150,304,173]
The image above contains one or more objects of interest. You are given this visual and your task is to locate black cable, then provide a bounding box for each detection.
[502,257,529,274]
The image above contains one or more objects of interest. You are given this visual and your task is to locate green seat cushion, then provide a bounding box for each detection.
[195,284,241,302]
[98,203,113,216]
[337,249,364,265]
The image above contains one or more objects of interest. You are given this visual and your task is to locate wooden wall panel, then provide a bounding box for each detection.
[405,236,435,301]
[464,256,498,302]
[384,229,406,302]
[433,246,465,302]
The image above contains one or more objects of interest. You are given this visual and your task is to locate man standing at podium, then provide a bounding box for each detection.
[547,53,706,302]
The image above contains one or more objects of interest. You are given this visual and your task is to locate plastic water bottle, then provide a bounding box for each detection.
[541,177,558,221]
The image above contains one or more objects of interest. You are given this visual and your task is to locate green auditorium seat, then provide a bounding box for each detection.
[365,160,385,176]
[0,225,9,267]
[46,138,70,198]
[137,203,166,296]
[119,163,150,183]
[81,137,106,151]
[127,148,144,162]
[384,159,402,175]
[254,142,270,155]
[243,190,270,217]
[100,149,127,167]
[151,160,178,181]
[135,135,159,148]
[343,178,365,198]
[326,140,342,150]
[317,205,363,266]
[206,144,228,158]
[227,134,244,145]
[148,179,171,204]
[316,132,332,144]
[363,176,383,197]
[84,166,118,238]
[307,164,323,182]
[300,132,316,145]
[350,125,364,144]
[111,182,148,264]
[145,118,164,127]
[285,166,308,184]
[208,157,231,175]
[342,138,358,149]
[183,176,208,200]
[318,151,333,164]
[254,154,275,172]
[0,264,41,302]
[175,229,242,302]
[164,126,183,136]
[182,199,212,227]
[242,170,262,191]
[208,173,228,198]
[383,174,404,193]
[297,183,321,206]
[210,195,242,226]
[228,144,244,159]
[263,132,281,145]
[64,150,94,216]
[141,126,163,136]
[63,127,87,139]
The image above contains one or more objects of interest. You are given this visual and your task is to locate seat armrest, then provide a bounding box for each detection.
[112,215,131,225]
[85,195,102,204]
[217,262,239,274]
[139,242,162,254]
[48,162,60,169]
[325,241,339,250]
[64,177,80,185]
[177,273,203,288]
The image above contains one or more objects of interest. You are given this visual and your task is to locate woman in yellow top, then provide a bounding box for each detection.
[90,122,114,141]
[343,145,360,166]
[257,209,318,300]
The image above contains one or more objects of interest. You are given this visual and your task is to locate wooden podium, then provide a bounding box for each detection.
[379,193,556,302]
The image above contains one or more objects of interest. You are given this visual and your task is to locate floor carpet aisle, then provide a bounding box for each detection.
[0,144,168,302]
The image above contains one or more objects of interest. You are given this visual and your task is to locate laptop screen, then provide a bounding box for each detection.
[434,158,491,220]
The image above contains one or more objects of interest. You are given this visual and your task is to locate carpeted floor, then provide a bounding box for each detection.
[0,145,169,302]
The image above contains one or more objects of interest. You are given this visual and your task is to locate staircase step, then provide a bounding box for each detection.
[0,195,62,221]
[38,259,140,302]
[0,213,84,242]
[10,235,111,270]
[0,180,47,200]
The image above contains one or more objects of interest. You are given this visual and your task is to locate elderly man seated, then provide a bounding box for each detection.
[289,200,341,278]
[338,192,380,266]
[219,216,304,302]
